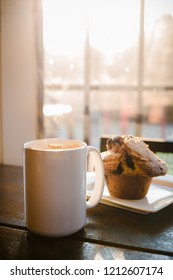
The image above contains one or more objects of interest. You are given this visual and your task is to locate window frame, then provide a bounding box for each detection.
[42,0,173,144]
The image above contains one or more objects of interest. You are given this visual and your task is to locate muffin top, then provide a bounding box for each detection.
[102,135,167,177]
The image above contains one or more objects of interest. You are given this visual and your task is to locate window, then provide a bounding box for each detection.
[42,0,173,149]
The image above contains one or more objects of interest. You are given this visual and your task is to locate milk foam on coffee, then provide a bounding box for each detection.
[47,142,81,150]
[24,139,83,151]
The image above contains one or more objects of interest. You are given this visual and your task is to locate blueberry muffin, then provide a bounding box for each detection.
[102,135,167,199]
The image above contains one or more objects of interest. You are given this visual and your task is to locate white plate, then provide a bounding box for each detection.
[86,172,173,214]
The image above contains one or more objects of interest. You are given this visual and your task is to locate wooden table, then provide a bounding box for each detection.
[0,164,173,260]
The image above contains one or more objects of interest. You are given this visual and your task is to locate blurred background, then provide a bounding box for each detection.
[0,0,173,166]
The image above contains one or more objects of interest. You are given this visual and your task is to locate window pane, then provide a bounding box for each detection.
[89,0,140,85]
[144,0,173,85]
[42,0,173,147]
[142,90,173,139]
[89,91,138,147]
[43,90,84,140]
[43,0,86,84]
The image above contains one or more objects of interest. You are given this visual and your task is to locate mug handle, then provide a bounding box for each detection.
[86,146,104,209]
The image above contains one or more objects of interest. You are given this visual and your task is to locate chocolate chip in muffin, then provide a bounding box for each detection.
[125,152,135,170]
[113,162,124,175]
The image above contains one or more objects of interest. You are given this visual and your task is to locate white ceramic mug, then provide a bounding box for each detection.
[23,138,104,237]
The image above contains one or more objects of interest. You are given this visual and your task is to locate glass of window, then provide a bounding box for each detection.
[144,0,173,86]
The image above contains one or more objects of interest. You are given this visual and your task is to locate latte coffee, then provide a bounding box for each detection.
[25,138,83,151]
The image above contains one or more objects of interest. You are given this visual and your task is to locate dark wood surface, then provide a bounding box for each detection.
[0,164,173,260]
